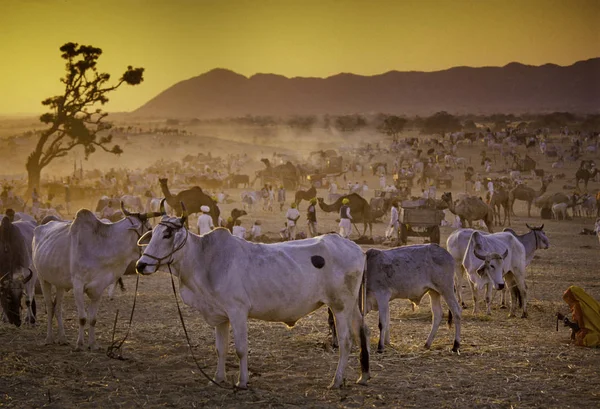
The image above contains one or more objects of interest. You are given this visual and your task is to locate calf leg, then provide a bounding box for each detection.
[329,310,352,389]
[454,263,467,308]
[374,291,391,353]
[86,295,102,351]
[214,321,230,384]
[54,288,68,345]
[229,314,249,389]
[500,288,508,309]
[425,291,443,349]
[73,282,88,351]
[469,280,480,315]
[40,280,55,345]
[485,283,493,315]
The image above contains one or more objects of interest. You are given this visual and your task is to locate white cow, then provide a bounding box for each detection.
[552,202,568,220]
[448,229,528,317]
[448,225,548,310]
[33,204,163,350]
[360,245,461,353]
[12,219,38,324]
[136,215,370,389]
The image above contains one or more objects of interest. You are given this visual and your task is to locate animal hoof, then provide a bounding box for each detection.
[356,373,370,385]
[89,343,102,352]
[508,313,516,319]
[58,338,69,346]
[424,343,431,350]
[521,312,528,319]
[377,347,384,354]
[44,338,54,346]
[235,381,248,390]
[500,305,507,309]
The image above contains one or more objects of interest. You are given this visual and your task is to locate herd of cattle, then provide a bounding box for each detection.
[0,193,552,389]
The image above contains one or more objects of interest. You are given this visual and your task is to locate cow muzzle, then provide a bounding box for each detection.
[135,260,157,275]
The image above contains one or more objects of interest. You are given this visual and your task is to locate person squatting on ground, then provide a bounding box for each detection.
[285,202,300,240]
[197,205,214,235]
[339,198,352,238]
[306,197,318,237]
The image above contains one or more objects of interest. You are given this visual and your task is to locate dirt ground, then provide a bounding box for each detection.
[1,122,600,408]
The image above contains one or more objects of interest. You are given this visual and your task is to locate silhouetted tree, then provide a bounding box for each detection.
[421,111,462,135]
[287,115,317,132]
[334,115,367,132]
[377,115,407,140]
[26,42,144,190]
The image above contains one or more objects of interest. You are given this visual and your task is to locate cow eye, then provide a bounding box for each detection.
[163,229,173,239]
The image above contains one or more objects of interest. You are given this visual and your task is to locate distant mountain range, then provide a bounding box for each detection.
[133,58,600,118]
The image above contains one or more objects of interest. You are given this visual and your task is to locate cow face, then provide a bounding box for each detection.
[527,224,549,250]
[471,247,508,291]
[136,217,187,275]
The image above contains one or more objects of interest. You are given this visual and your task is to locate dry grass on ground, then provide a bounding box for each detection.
[1,211,600,409]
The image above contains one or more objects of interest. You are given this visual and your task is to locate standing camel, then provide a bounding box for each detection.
[294,185,317,209]
[441,192,494,233]
[158,178,220,224]
[508,180,549,217]
[490,187,511,226]
[317,193,372,237]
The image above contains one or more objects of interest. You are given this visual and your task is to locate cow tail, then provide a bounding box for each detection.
[358,255,370,379]
[448,309,453,328]
[360,257,368,317]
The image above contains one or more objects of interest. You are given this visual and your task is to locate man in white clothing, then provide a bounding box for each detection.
[388,201,399,240]
[197,205,214,235]
[285,202,300,240]
[339,198,352,238]
[232,219,246,239]
[328,179,338,202]
[249,220,261,241]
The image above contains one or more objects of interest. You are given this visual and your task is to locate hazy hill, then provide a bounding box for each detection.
[134,58,600,118]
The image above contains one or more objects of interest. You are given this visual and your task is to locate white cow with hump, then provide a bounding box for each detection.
[448,229,528,317]
[135,211,370,389]
[448,225,549,310]
[33,203,163,350]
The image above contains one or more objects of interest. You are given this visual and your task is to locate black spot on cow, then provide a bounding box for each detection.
[311,255,325,269]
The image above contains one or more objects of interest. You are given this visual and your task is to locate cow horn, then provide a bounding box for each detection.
[180,201,188,224]
[159,198,166,215]
[502,249,509,259]
[23,268,33,284]
[526,223,532,230]
[120,201,134,217]
[540,224,544,230]
[473,247,487,260]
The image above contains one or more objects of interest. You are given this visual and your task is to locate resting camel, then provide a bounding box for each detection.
[441,192,494,233]
[158,178,220,224]
[508,180,548,217]
[490,187,511,226]
[317,193,373,237]
[294,186,317,209]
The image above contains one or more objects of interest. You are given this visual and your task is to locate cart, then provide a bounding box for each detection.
[398,199,446,245]
[435,174,453,189]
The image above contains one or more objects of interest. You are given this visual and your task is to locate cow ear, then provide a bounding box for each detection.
[137,231,152,247]
[476,264,486,276]
[502,249,509,259]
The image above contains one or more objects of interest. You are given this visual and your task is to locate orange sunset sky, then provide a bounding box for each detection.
[1,0,598,114]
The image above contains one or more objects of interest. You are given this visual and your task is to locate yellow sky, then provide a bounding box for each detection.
[0,0,598,114]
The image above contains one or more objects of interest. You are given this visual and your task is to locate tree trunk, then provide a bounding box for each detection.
[26,158,42,194]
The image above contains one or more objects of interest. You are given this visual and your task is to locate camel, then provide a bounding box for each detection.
[294,185,317,209]
[316,193,373,237]
[575,167,598,190]
[508,180,549,217]
[158,178,220,224]
[441,192,494,233]
[253,159,299,190]
[490,187,511,226]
